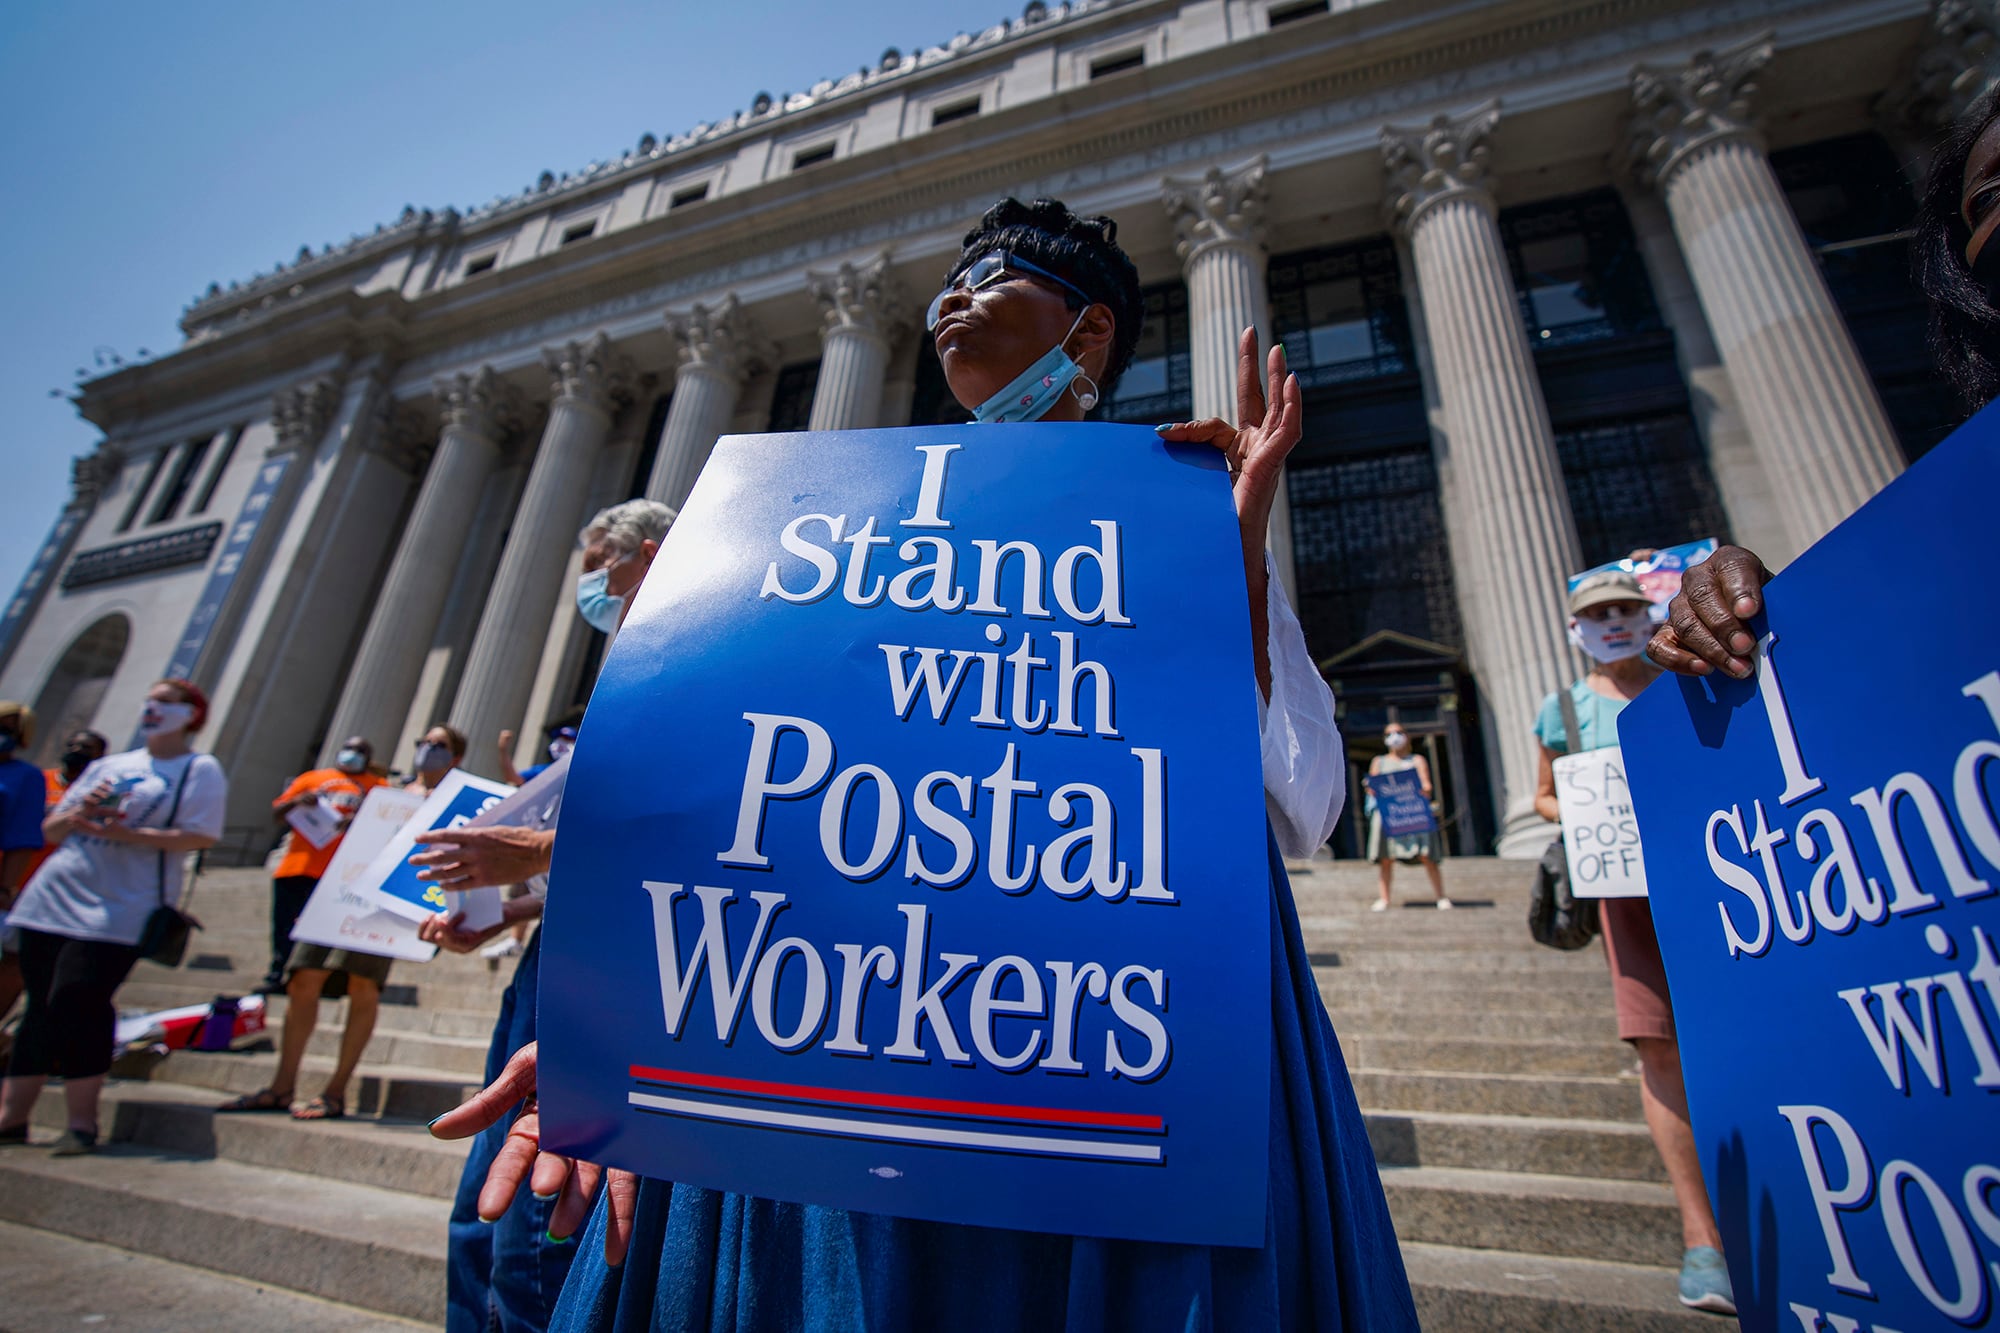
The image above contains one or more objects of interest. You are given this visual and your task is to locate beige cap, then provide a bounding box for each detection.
[0,700,35,748]
[1567,570,1648,617]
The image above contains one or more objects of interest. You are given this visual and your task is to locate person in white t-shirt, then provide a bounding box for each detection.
[0,679,228,1155]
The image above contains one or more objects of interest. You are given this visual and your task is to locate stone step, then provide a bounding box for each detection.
[1364,1110,1664,1182]
[1381,1165,1682,1268]
[303,1027,492,1078]
[1319,979,1614,1016]
[1354,1069,1642,1121]
[1314,948,1611,974]
[1347,1035,1630,1077]
[1331,1007,1621,1043]
[0,1143,448,1324]
[0,1219,441,1331]
[1401,1241,1725,1331]
[141,1049,480,1124]
[29,1079,470,1200]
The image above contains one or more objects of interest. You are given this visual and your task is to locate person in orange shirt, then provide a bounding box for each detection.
[256,737,382,995]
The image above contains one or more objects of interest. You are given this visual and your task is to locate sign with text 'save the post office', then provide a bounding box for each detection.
[540,424,1272,1245]
[1616,407,2000,1333]
[1554,746,1647,899]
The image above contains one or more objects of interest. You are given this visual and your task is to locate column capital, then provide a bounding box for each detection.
[1878,0,2000,133]
[1382,102,1500,236]
[69,443,124,510]
[1161,156,1269,266]
[806,253,908,345]
[543,331,635,419]
[367,397,437,475]
[432,366,522,443]
[665,294,773,387]
[1626,33,1772,191]
[269,375,345,456]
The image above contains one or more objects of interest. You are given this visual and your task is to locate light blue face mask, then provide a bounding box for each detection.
[971,310,1097,424]
[576,563,626,634]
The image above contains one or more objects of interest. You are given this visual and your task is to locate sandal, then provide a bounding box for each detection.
[292,1094,345,1121]
[216,1088,292,1114]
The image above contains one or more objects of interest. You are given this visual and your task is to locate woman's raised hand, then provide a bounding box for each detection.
[1156,327,1304,544]
[428,1042,640,1265]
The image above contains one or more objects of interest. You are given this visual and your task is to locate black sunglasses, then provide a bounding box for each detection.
[927,250,1094,331]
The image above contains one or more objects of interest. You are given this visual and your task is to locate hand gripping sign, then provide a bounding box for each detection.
[1617,408,2000,1333]
[540,425,1272,1245]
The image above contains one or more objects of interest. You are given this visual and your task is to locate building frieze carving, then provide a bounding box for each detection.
[806,253,908,344]
[434,366,524,445]
[69,445,125,511]
[543,332,635,417]
[1879,0,2000,132]
[269,376,345,456]
[1382,102,1501,234]
[665,296,773,386]
[1162,157,1269,266]
[1626,32,1774,191]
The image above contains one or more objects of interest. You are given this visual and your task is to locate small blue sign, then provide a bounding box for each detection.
[540,424,1273,1246]
[1366,770,1437,838]
[355,771,511,923]
[0,507,85,666]
[1617,408,2000,1332]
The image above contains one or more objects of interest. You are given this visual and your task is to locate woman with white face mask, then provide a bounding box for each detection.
[1365,725,1450,911]
[0,679,227,1155]
[1530,569,1735,1317]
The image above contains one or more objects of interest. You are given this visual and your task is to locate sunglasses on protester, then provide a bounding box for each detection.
[926,250,1095,332]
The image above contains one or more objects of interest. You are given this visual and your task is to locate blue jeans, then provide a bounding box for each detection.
[446,929,579,1332]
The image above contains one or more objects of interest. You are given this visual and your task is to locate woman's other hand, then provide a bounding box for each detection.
[410,825,555,889]
[428,1042,639,1265]
[417,910,504,954]
[1648,545,1772,679]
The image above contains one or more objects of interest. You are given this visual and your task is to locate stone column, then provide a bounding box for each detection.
[806,254,906,431]
[1161,157,1298,602]
[452,335,632,772]
[1384,102,1584,858]
[646,296,770,508]
[1628,35,1903,554]
[321,368,519,758]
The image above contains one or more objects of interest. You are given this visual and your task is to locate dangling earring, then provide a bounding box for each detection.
[1073,371,1099,412]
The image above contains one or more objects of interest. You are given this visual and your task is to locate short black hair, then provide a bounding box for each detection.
[944,198,1144,395]
[1914,89,2000,411]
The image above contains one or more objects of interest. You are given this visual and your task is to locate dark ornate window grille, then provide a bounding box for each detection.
[767,362,821,432]
[61,522,223,590]
[1099,282,1192,423]
[1268,238,1412,388]
[1499,190,1662,349]
[1556,416,1729,568]
[1287,447,1462,654]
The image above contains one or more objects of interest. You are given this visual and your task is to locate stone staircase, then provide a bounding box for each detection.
[0,861,1736,1330]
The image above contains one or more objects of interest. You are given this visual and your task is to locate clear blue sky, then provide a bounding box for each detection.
[0,0,1015,601]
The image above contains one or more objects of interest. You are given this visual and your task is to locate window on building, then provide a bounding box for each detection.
[931,97,981,128]
[190,425,242,514]
[146,434,214,525]
[1268,0,1329,27]
[1089,49,1145,79]
[792,143,837,171]
[1498,191,1661,347]
[560,221,597,246]
[670,183,710,208]
[1773,133,1958,462]
[1268,237,1413,388]
[1099,283,1192,424]
[768,362,822,432]
[1289,447,1464,653]
[115,451,169,533]
[464,253,499,277]
[1556,416,1730,567]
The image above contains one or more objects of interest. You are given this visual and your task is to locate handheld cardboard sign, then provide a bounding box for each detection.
[1617,410,2000,1332]
[350,770,513,926]
[1365,770,1437,838]
[540,425,1273,1246]
[1553,746,1647,899]
[290,786,435,962]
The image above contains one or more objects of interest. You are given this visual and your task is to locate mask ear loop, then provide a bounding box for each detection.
[1057,306,1101,412]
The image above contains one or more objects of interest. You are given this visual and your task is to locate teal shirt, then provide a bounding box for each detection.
[1532,678,1630,756]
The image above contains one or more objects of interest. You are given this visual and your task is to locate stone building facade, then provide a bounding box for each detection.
[3,0,1989,863]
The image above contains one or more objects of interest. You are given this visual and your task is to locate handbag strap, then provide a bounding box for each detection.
[156,755,193,909]
[1557,684,1584,758]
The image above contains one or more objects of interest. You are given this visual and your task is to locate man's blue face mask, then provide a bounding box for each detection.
[576,556,632,634]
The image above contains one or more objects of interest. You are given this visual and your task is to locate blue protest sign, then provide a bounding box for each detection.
[1366,770,1437,838]
[351,770,513,924]
[540,423,1272,1246]
[1617,409,2000,1332]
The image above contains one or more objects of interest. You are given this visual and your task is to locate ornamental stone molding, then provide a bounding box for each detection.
[269,376,345,456]
[368,398,438,476]
[1161,157,1269,264]
[433,366,523,443]
[1626,32,1773,191]
[1879,0,2000,131]
[69,445,124,510]
[542,332,636,418]
[805,253,908,344]
[665,295,773,386]
[1382,102,1502,235]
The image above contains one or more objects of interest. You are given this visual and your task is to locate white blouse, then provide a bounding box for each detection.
[1257,553,1346,858]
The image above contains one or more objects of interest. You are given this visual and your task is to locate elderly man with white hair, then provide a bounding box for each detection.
[414,496,674,1333]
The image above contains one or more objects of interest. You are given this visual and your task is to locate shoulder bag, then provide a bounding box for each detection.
[137,757,203,966]
[1527,687,1601,951]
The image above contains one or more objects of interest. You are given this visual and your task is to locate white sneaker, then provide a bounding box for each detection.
[1436,898,1454,911]
[1369,899,1389,913]
[481,937,524,960]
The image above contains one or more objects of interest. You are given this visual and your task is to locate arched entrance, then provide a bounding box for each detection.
[29,614,130,766]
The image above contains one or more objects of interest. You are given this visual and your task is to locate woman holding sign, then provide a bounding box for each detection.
[430,199,1416,1331]
[1365,724,1450,912]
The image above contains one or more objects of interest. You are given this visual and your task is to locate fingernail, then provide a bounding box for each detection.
[545,1229,574,1246]
[425,1115,444,1132]
[477,1213,502,1225]
[532,1190,559,1201]
[1727,660,1752,679]
[1154,424,1170,434]
[1728,632,1753,654]
[1736,597,1758,616]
